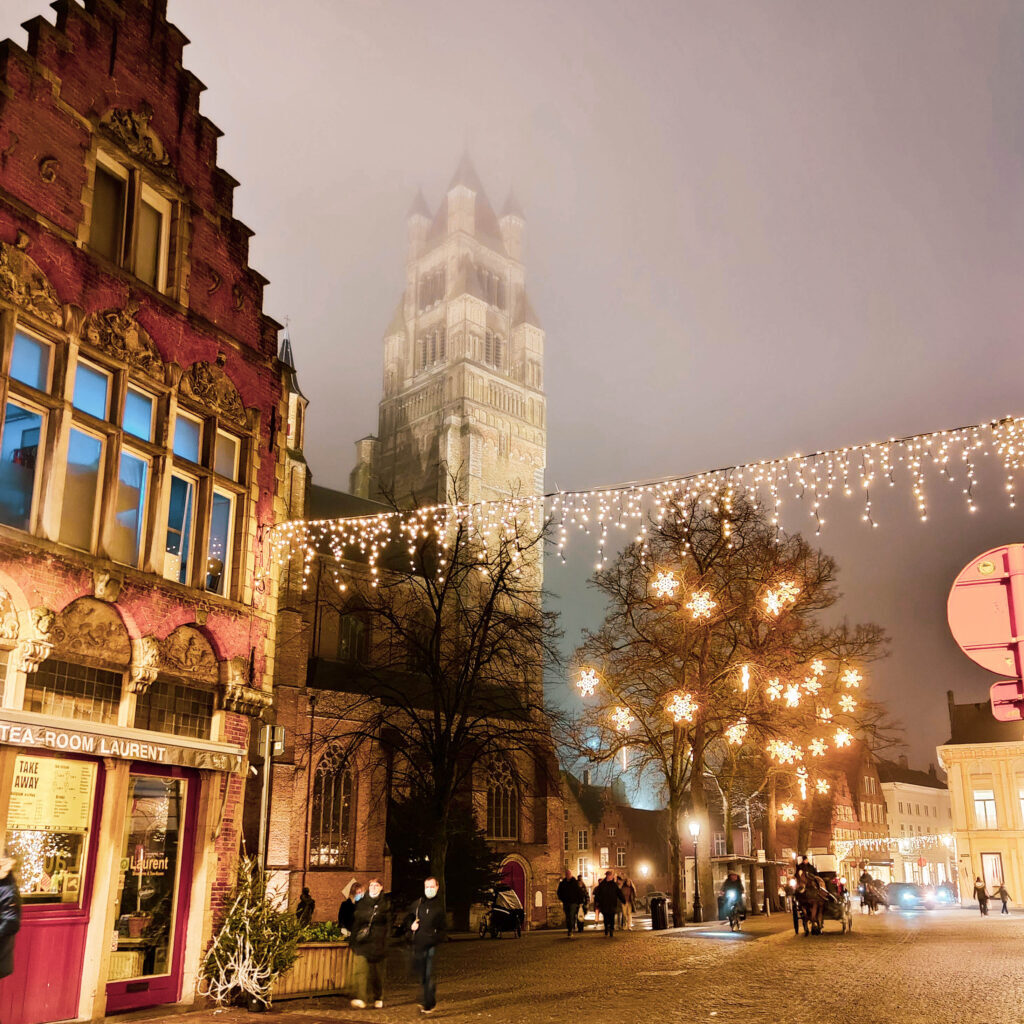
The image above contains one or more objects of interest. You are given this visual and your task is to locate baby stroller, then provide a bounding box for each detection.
[478,884,525,939]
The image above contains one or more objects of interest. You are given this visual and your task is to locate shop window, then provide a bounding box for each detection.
[486,760,519,841]
[173,413,202,463]
[59,428,104,551]
[5,754,97,904]
[164,474,195,584]
[205,490,233,595]
[72,360,111,420]
[9,331,51,391]
[23,659,121,723]
[111,774,186,980]
[309,745,353,867]
[109,451,148,566]
[134,679,214,740]
[123,388,154,442]
[0,401,43,530]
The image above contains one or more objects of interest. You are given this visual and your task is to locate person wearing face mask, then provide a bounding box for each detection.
[350,877,389,1009]
[338,881,363,937]
[408,876,446,1014]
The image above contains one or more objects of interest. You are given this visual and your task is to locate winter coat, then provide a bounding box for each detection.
[594,878,625,915]
[0,874,21,979]
[620,880,636,907]
[296,892,315,928]
[556,878,579,906]
[576,879,589,908]
[351,893,389,962]
[408,895,447,952]
[338,898,356,933]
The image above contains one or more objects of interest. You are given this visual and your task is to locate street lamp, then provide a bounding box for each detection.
[688,819,702,923]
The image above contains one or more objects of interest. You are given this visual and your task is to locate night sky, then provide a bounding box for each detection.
[5,0,1023,768]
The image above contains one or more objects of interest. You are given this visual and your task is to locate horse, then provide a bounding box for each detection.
[791,874,833,935]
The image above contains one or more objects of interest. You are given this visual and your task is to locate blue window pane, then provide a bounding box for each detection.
[0,402,42,530]
[173,415,201,462]
[123,389,154,442]
[59,429,103,550]
[10,332,49,391]
[110,451,148,565]
[72,362,110,420]
[165,475,194,584]
[206,492,233,594]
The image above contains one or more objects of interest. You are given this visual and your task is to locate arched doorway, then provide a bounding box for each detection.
[500,858,526,908]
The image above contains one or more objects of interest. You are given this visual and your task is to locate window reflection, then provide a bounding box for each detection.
[110,451,148,566]
[10,332,50,391]
[59,429,103,550]
[72,362,110,420]
[0,402,42,530]
[173,415,201,462]
[206,492,232,595]
[123,389,154,442]
[165,475,194,584]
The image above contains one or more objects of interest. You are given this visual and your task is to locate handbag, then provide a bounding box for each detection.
[355,902,378,943]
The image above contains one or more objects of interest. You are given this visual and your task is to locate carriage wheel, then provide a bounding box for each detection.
[515,924,522,938]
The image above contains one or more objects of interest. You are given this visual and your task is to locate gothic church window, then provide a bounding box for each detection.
[485,759,519,840]
[310,744,354,867]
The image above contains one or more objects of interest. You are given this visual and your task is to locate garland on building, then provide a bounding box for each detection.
[833,832,956,863]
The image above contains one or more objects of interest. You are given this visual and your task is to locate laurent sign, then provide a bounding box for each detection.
[0,719,243,772]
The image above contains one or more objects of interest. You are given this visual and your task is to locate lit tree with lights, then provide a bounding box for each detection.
[567,492,888,921]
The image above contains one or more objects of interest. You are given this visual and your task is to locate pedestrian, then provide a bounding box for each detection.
[620,876,636,931]
[594,870,625,938]
[350,877,389,1009]
[408,876,446,1015]
[0,857,21,985]
[296,886,315,928]
[576,876,589,932]
[973,876,989,916]
[338,880,363,937]
[996,883,1011,915]
[556,870,580,939]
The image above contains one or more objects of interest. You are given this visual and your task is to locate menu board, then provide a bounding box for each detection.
[7,755,95,833]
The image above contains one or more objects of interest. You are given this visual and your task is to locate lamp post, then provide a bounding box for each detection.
[688,819,702,923]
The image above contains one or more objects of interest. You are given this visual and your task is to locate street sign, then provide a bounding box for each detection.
[989,679,1024,722]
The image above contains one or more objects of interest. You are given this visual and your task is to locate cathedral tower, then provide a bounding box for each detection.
[351,157,546,507]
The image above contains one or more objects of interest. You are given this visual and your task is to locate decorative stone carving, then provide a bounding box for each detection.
[81,300,163,381]
[51,597,131,665]
[0,587,19,641]
[0,232,62,326]
[100,105,171,170]
[219,659,272,717]
[19,605,55,674]
[38,156,58,182]
[129,635,160,694]
[179,359,246,427]
[93,567,124,603]
[160,625,219,685]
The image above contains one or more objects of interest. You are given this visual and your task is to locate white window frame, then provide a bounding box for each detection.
[974,790,998,830]
[577,829,588,852]
[71,357,112,421]
[10,328,53,393]
[138,181,172,293]
[173,410,204,464]
[206,486,235,597]
[61,424,106,552]
[600,847,609,869]
[110,446,150,568]
[123,385,156,442]
[215,428,240,481]
[0,397,46,534]
[164,470,198,585]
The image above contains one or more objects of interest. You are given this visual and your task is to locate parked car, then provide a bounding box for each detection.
[884,882,934,911]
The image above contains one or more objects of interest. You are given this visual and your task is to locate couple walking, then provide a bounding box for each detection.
[558,869,635,938]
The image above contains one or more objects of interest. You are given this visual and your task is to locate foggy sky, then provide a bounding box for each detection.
[6,0,1024,767]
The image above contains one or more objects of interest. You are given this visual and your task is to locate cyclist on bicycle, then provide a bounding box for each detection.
[722,871,745,922]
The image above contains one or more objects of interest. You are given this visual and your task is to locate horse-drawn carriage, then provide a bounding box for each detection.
[790,870,853,936]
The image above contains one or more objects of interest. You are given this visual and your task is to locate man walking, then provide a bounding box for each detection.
[409,877,446,1014]
[556,870,580,939]
[594,870,625,938]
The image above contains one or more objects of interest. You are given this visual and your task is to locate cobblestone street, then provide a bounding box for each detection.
[154,908,1024,1024]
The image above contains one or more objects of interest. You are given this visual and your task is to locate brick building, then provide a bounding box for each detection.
[0,3,287,1022]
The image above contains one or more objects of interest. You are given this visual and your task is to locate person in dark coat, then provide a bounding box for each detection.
[996,884,1012,914]
[576,877,589,932]
[408,877,446,1014]
[296,887,315,928]
[338,882,363,936]
[594,870,625,938]
[556,870,580,938]
[350,878,389,1008]
[0,857,20,980]
[974,877,990,916]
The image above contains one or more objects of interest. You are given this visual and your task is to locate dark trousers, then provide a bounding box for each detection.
[1002,900,1010,914]
[353,955,384,1002]
[562,902,579,935]
[602,909,616,936]
[978,898,988,916]
[413,947,436,1010]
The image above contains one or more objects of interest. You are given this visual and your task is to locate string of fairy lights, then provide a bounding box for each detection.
[833,833,956,865]
[267,413,1024,588]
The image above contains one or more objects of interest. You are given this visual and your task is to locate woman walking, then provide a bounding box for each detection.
[350,878,389,1009]
[974,876,989,916]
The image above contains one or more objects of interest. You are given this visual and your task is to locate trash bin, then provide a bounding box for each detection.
[717,894,727,921]
[650,896,668,930]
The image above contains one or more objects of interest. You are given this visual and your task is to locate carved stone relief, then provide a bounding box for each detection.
[179,359,246,427]
[100,105,171,170]
[81,300,163,381]
[19,604,55,674]
[93,567,124,603]
[0,233,63,327]
[0,587,19,641]
[129,635,160,694]
[51,597,131,666]
[38,157,58,183]
[160,625,219,685]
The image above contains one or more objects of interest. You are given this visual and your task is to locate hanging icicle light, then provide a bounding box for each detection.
[740,664,750,692]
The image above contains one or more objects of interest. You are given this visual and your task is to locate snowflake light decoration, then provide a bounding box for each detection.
[651,571,680,599]
[802,676,822,695]
[842,668,862,689]
[834,727,853,748]
[726,717,749,745]
[666,691,698,724]
[808,738,828,757]
[818,707,833,723]
[839,695,857,714]
[686,591,717,620]
[815,778,831,795]
[767,739,803,765]
[784,684,801,708]
[766,678,783,701]
[811,659,827,677]
[577,668,600,698]
[763,581,801,617]
[779,802,798,822]
[611,707,634,732]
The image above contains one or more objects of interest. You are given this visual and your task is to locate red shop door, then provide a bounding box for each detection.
[0,756,105,1024]
[105,765,199,1014]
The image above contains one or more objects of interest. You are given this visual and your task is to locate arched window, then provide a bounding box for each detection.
[338,610,369,664]
[486,760,519,840]
[310,744,353,867]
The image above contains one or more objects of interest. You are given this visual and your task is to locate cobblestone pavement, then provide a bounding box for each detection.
[152,908,1024,1024]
